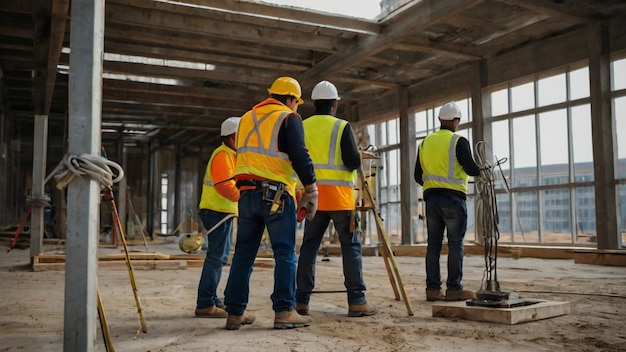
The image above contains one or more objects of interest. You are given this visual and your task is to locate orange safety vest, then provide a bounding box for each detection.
[198,144,238,214]
[303,115,356,211]
[235,98,299,199]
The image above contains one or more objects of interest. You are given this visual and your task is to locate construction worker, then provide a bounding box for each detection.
[223,77,318,330]
[194,117,241,318]
[414,102,482,302]
[296,80,377,317]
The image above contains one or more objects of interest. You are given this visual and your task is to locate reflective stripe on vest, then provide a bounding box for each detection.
[199,144,238,214]
[303,115,356,210]
[420,129,469,193]
[235,99,299,198]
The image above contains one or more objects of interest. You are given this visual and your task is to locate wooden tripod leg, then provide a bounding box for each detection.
[97,288,115,352]
[375,222,400,300]
[8,205,32,251]
[359,167,414,316]
[371,206,414,315]
[105,187,148,333]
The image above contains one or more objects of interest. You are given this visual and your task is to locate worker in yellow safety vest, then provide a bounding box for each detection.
[414,101,483,302]
[194,117,240,318]
[223,76,318,330]
[296,80,378,317]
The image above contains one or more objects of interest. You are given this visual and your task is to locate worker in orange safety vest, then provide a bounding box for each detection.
[195,117,240,318]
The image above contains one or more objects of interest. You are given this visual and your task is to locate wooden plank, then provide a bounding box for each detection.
[573,251,626,267]
[35,254,66,263]
[111,0,380,35]
[105,1,348,52]
[432,300,570,325]
[299,0,483,84]
[98,260,187,270]
[100,252,171,261]
[186,260,205,268]
[33,259,189,271]
[335,244,575,260]
[252,258,275,269]
[34,254,273,269]
[493,0,597,23]
[169,254,205,261]
[32,262,66,271]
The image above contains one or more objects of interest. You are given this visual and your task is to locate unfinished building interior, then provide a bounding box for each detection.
[0,0,625,351]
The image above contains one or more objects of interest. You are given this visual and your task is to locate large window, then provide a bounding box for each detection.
[486,64,600,244]
[360,119,402,245]
[160,173,169,234]
[361,55,624,248]
[412,98,476,243]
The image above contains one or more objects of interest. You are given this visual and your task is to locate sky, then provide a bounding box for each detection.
[258,0,383,20]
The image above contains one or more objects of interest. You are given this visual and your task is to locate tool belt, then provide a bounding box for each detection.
[236,179,288,215]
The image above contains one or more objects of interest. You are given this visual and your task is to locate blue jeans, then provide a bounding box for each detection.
[224,188,297,315]
[196,209,233,308]
[296,210,366,305]
[425,192,467,291]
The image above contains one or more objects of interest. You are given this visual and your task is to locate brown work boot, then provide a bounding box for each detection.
[348,302,378,317]
[195,305,228,318]
[445,289,477,301]
[295,303,309,315]
[426,289,446,302]
[224,313,255,330]
[274,309,312,329]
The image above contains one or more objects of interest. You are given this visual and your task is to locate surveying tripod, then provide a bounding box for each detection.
[355,152,413,316]
[98,186,148,351]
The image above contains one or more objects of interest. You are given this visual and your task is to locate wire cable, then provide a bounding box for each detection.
[474,141,508,293]
[26,194,51,208]
[51,153,124,190]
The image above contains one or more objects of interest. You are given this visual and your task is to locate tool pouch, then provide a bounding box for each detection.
[262,181,286,215]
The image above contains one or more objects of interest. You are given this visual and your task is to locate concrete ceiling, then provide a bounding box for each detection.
[1,0,625,153]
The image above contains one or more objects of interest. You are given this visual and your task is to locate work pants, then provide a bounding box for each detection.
[224,188,297,315]
[296,210,367,305]
[196,208,232,308]
[425,192,467,291]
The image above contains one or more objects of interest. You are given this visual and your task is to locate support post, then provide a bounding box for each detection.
[64,0,105,350]
[398,86,417,244]
[30,115,48,258]
[588,23,619,249]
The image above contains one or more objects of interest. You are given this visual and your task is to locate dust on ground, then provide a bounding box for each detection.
[0,240,625,352]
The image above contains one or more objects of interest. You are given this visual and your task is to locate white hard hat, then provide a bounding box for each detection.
[438,102,462,120]
[311,80,341,100]
[220,117,240,136]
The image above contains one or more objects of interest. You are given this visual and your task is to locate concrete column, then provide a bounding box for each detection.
[64,0,104,350]
[588,23,619,249]
[398,87,417,244]
[30,115,48,258]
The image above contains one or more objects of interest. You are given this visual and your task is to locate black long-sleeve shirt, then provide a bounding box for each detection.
[339,123,361,170]
[414,126,481,200]
[277,113,316,186]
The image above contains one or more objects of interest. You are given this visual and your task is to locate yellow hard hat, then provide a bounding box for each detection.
[267,76,304,105]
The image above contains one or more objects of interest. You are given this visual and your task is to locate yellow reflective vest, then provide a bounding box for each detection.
[199,144,238,214]
[303,115,356,211]
[419,129,469,194]
[235,98,299,199]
